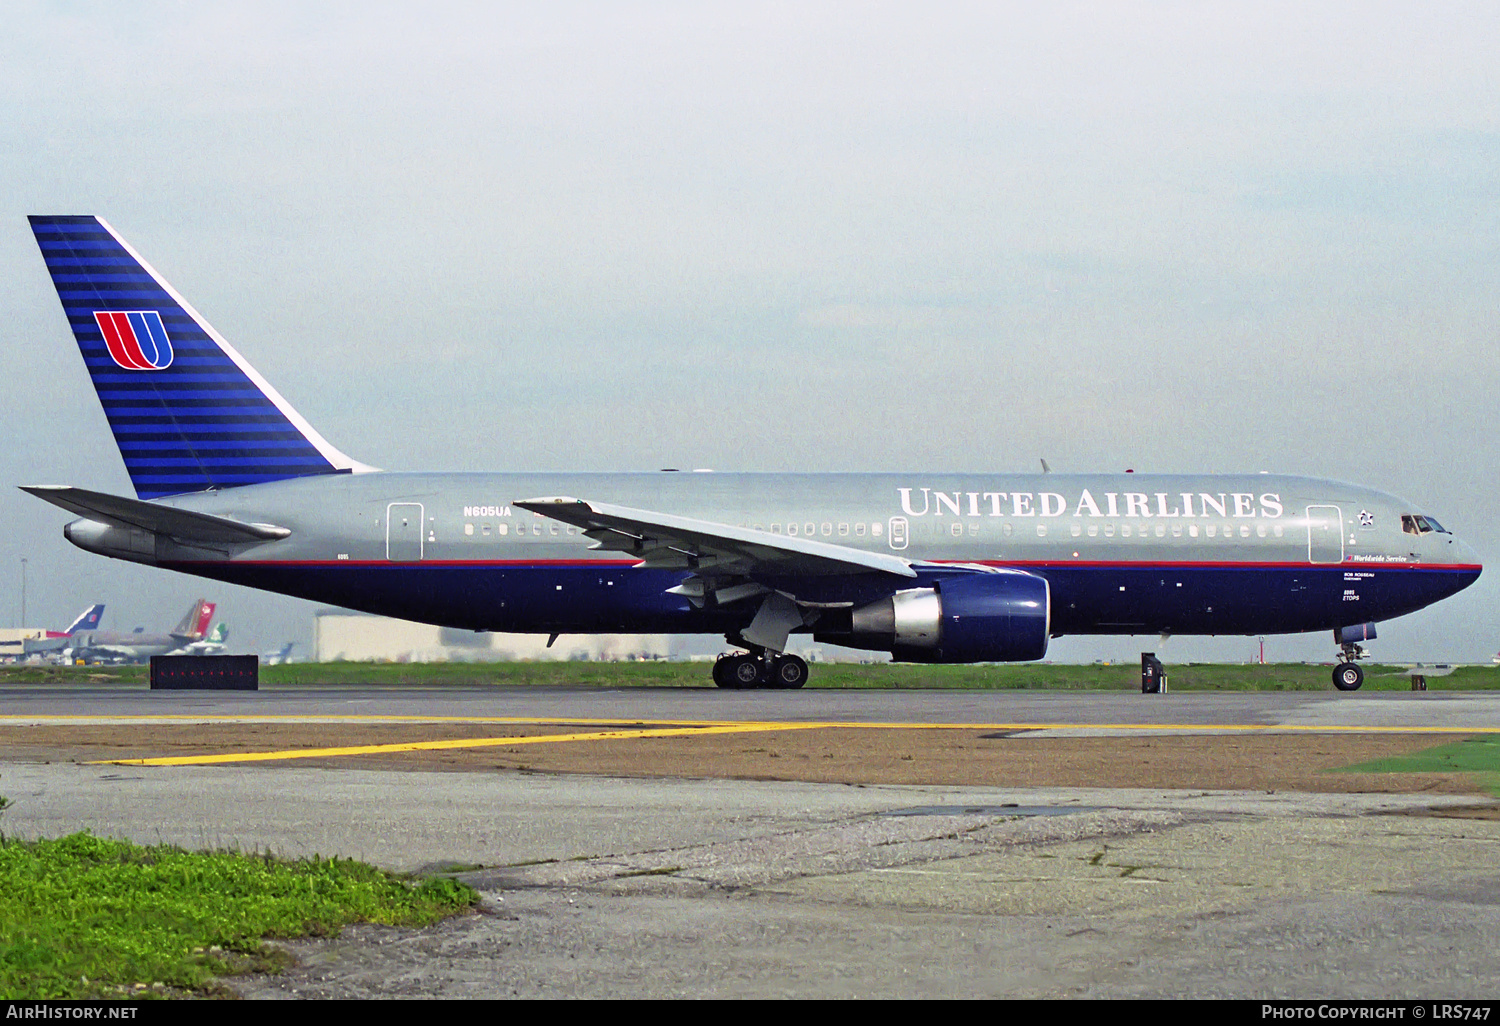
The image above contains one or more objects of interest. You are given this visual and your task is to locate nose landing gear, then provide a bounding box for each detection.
[1332,637,1369,691]
[1333,660,1365,691]
[1331,624,1378,692]
[711,646,809,689]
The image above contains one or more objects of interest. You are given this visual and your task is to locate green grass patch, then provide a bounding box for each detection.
[0,832,476,999]
[1339,737,1500,776]
[3,660,1499,691]
[1334,737,1500,797]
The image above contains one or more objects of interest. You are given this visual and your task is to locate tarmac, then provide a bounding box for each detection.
[2,684,1498,998]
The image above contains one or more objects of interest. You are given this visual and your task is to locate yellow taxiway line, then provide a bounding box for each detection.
[99,722,828,766]
[35,712,1496,766]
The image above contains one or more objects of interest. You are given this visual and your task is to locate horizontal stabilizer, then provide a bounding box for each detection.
[20,485,290,544]
[514,496,916,579]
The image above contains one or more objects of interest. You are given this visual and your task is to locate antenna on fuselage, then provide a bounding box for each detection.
[1039,459,1051,473]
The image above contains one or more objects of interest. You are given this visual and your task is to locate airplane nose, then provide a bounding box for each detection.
[1459,538,1483,574]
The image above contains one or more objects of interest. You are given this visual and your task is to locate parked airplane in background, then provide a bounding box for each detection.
[262,642,296,665]
[20,216,1484,689]
[13,603,105,657]
[49,598,216,664]
[177,621,228,656]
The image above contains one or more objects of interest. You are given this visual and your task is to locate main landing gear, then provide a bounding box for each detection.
[711,649,809,690]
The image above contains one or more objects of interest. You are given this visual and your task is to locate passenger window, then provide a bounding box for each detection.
[771,523,783,534]
[1188,525,1199,538]
[464,523,474,536]
[872,523,883,537]
[822,523,832,536]
[1121,525,1132,538]
[1206,525,1216,538]
[1071,523,1082,537]
[1256,524,1267,538]
[1239,525,1250,538]
[838,523,849,536]
[787,523,798,536]
[1087,524,1099,537]
[855,523,865,536]
[1104,524,1116,538]
[482,524,491,536]
[1036,524,1047,537]
[968,523,979,537]
[950,523,962,537]
[805,522,816,537]
[1155,524,1166,538]
[1003,523,1014,538]
[498,523,508,536]
[1273,525,1283,538]
[1171,524,1182,537]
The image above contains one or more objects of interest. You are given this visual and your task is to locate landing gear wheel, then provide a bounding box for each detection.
[1333,662,1364,691]
[771,655,809,690]
[730,654,765,688]
[711,656,732,689]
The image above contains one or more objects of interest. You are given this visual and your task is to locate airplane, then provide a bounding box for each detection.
[9,603,105,658]
[54,598,216,664]
[19,215,1484,690]
[262,642,296,665]
[177,621,228,656]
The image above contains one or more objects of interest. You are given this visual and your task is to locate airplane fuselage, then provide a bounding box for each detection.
[63,471,1481,643]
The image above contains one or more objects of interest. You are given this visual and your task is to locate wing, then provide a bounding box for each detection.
[512,496,916,580]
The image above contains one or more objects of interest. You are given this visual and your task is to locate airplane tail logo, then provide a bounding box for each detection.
[94,311,173,370]
[171,598,215,639]
[49,603,105,638]
[67,603,105,634]
[29,215,368,499]
[192,601,217,640]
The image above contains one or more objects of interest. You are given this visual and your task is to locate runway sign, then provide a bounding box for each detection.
[149,655,258,691]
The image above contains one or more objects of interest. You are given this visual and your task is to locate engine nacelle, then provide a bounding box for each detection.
[821,569,1050,663]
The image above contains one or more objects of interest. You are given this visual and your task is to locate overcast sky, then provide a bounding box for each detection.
[3,2,1497,663]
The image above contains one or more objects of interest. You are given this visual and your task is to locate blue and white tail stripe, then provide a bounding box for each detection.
[29,215,369,499]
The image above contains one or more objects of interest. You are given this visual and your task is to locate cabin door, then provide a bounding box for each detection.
[1306,505,1343,564]
[386,503,425,561]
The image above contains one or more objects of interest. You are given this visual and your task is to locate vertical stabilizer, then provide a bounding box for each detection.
[171,599,214,639]
[28,216,368,498]
[62,604,105,636]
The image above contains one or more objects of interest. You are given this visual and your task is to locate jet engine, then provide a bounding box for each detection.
[815,569,1050,663]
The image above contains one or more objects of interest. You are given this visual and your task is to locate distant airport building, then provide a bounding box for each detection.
[312,611,670,663]
[0,628,46,661]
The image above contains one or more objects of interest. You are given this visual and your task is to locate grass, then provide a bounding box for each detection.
[0,832,477,999]
[1333,736,1500,797]
[1338,736,1500,775]
[3,660,1498,691]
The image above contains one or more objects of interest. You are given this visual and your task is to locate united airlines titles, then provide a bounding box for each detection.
[897,488,1284,520]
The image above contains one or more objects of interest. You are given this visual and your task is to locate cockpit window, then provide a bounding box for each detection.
[1402,514,1450,535]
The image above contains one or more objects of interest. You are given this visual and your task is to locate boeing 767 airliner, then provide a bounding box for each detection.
[21,216,1482,689]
